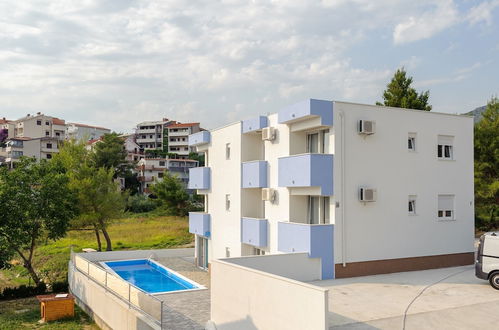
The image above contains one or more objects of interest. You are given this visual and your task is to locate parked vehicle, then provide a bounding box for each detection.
[475,232,499,290]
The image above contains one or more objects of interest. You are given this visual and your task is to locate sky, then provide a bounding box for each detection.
[0,0,498,133]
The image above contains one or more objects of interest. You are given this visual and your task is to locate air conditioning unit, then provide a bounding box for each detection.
[262,188,276,203]
[359,187,376,202]
[262,127,276,141]
[358,120,375,135]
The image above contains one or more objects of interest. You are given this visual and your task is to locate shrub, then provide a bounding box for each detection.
[0,283,46,300]
[126,194,158,213]
[51,281,69,293]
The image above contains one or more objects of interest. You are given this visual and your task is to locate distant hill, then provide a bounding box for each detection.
[464,105,486,123]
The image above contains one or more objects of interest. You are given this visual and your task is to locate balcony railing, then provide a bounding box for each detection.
[278,99,333,130]
[241,218,268,247]
[278,221,334,279]
[188,131,210,147]
[242,116,268,134]
[188,167,210,190]
[278,153,333,195]
[242,161,268,188]
[189,212,211,238]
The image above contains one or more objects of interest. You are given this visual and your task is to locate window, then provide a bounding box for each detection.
[225,143,231,160]
[46,154,52,159]
[307,196,330,224]
[149,135,153,139]
[159,161,165,166]
[408,133,416,151]
[438,195,455,220]
[225,194,231,211]
[45,131,50,136]
[46,143,52,149]
[36,120,42,125]
[306,129,329,154]
[158,172,164,178]
[437,135,454,160]
[45,121,49,126]
[55,132,60,137]
[408,195,416,215]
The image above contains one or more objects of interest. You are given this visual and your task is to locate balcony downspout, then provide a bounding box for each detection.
[339,110,346,267]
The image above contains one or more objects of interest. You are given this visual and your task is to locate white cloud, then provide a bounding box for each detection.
[467,0,499,25]
[393,0,459,44]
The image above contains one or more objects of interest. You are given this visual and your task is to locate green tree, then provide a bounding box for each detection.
[474,97,499,230]
[54,140,126,251]
[151,172,190,216]
[376,68,432,111]
[93,133,129,177]
[188,152,205,166]
[0,158,77,284]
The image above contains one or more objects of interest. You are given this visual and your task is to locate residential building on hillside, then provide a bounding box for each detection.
[166,123,201,158]
[15,113,66,140]
[122,134,144,163]
[66,122,111,141]
[5,136,60,165]
[187,99,474,278]
[135,119,173,151]
[137,157,199,194]
[0,118,15,139]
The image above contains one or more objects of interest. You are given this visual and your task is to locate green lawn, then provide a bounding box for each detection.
[0,297,98,330]
[1,214,193,289]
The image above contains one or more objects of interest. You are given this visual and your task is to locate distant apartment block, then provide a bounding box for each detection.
[66,122,111,141]
[137,158,199,194]
[0,118,15,139]
[134,119,201,159]
[188,99,474,278]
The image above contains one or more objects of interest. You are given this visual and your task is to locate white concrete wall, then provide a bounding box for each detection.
[211,259,328,330]
[333,102,474,264]
[222,253,321,281]
[205,122,243,261]
[69,263,159,330]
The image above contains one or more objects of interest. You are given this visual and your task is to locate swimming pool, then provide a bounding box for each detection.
[102,259,204,294]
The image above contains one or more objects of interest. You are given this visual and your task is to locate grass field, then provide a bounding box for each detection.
[0,297,98,330]
[0,214,193,289]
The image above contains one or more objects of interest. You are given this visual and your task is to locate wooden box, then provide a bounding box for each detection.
[36,294,75,322]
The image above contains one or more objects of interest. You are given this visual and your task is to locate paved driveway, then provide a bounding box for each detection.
[312,266,499,329]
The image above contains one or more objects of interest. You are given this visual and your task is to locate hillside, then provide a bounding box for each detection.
[464,105,486,123]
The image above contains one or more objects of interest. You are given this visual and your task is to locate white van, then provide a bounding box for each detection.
[476,232,499,290]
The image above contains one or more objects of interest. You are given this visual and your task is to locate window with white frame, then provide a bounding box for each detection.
[225,194,231,211]
[438,194,455,220]
[408,133,416,151]
[225,143,231,160]
[437,135,454,160]
[253,247,265,256]
[306,129,329,154]
[408,195,416,215]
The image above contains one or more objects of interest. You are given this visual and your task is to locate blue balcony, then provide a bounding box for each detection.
[242,116,268,134]
[188,167,211,190]
[242,161,268,188]
[189,212,211,238]
[278,222,334,279]
[278,154,333,195]
[241,218,268,248]
[278,99,333,126]
[188,131,211,147]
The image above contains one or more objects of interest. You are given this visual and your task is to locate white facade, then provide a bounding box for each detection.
[188,100,474,278]
[166,123,201,158]
[66,122,111,141]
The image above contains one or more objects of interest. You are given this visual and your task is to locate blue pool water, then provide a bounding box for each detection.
[104,259,199,294]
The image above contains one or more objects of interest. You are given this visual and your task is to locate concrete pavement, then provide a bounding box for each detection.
[311,266,499,329]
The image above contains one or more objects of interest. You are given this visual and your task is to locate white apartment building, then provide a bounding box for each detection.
[137,158,199,194]
[166,123,201,158]
[66,122,111,141]
[188,99,474,279]
[0,118,15,139]
[5,136,60,164]
[135,119,172,151]
[15,113,66,140]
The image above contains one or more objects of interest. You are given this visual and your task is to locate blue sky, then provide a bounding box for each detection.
[0,0,498,132]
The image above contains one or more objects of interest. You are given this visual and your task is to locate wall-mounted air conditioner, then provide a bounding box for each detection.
[262,188,276,203]
[359,187,376,202]
[262,127,276,141]
[358,120,375,135]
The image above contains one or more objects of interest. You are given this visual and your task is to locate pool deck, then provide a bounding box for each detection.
[154,256,210,330]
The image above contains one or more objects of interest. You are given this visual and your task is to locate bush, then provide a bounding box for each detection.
[51,281,69,293]
[126,194,158,213]
[0,283,46,300]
